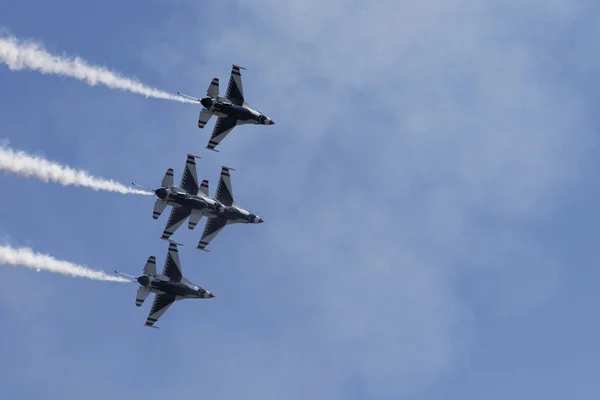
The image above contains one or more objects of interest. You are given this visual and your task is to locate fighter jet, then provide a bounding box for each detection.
[193,166,264,251]
[115,241,214,328]
[134,154,227,241]
[177,64,275,152]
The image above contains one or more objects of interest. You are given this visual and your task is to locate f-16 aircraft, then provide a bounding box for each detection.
[133,154,228,241]
[115,241,214,328]
[177,64,275,152]
[194,166,264,251]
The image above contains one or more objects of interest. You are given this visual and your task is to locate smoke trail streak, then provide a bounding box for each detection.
[0,36,196,104]
[0,244,130,282]
[0,145,152,195]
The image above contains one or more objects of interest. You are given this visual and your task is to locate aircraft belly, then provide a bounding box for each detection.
[178,198,208,210]
[153,281,191,297]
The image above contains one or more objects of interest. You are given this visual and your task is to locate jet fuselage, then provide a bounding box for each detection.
[137,275,213,299]
[155,187,224,216]
[222,205,264,224]
[201,97,274,126]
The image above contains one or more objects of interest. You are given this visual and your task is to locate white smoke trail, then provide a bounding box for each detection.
[0,145,152,195]
[0,36,196,104]
[0,244,130,282]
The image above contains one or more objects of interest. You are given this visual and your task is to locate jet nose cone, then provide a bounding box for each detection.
[269,120,275,125]
[208,292,215,298]
[258,217,264,223]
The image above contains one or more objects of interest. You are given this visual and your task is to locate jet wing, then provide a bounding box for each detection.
[161,206,192,241]
[145,293,177,328]
[215,166,234,206]
[206,116,237,151]
[225,65,245,106]
[162,242,182,282]
[197,216,228,250]
[180,154,200,195]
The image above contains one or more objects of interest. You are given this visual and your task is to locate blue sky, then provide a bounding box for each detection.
[1,0,600,398]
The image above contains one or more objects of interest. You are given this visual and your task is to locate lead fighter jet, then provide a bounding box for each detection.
[134,154,227,241]
[115,242,214,328]
[178,64,275,151]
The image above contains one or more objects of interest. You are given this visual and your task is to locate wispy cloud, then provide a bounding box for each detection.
[158,0,589,396]
[0,144,151,195]
[0,35,195,103]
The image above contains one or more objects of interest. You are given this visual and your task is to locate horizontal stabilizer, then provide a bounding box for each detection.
[143,256,157,276]
[199,179,209,196]
[207,78,219,98]
[189,209,203,230]
[136,287,150,307]
[153,199,167,220]
[198,109,212,129]
[161,168,174,188]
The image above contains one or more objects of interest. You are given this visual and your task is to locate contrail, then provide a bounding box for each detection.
[0,145,152,195]
[0,244,130,282]
[0,36,195,104]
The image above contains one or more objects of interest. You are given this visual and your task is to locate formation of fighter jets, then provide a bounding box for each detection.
[122,65,271,327]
